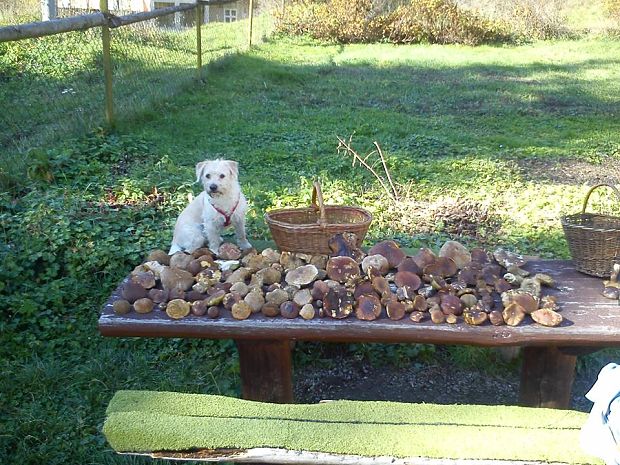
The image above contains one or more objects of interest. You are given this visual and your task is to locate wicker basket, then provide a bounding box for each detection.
[265,181,373,254]
[561,183,620,277]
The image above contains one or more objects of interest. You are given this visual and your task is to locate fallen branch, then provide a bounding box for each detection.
[336,135,399,201]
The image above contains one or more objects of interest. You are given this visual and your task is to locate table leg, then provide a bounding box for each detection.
[235,339,294,403]
[519,346,576,409]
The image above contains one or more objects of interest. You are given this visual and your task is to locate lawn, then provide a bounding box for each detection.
[2,32,620,463]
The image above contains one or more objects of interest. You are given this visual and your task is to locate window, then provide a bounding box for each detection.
[224,9,237,22]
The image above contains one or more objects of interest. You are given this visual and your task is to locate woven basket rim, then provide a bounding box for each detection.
[561,212,620,233]
[265,205,373,229]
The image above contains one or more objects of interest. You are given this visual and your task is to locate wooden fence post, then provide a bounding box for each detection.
[100,0,114,128]
[196,3,202,79]
[248,0,254,47]
[41,0,57,21]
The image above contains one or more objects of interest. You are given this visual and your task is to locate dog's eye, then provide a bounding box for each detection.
[205,174,211,179]
[219,174,225,179]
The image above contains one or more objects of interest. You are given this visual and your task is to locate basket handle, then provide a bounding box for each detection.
[581,184,620,214]
[311,181,327,226]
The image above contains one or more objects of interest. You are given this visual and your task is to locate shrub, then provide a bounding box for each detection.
[275,0,510,45]
[384,0,509,45]
[605,0,620,20]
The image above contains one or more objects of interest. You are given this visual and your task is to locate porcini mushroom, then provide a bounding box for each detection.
[355,294,381,321]
[368,240,406,268]
[438,241,472,269]
[531,308,563,327]
[285,265,319,287]
[326,256,361,284]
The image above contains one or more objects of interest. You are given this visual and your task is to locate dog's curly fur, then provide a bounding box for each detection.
[169,159,252,255]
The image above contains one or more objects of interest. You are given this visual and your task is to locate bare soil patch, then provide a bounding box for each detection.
[294,348,598,412]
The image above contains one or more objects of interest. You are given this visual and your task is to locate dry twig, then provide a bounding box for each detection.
[336,135,400,201]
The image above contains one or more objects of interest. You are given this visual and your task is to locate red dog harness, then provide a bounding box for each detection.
[211,197,239,227]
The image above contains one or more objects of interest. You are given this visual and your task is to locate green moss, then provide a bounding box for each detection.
[104,391,600,463]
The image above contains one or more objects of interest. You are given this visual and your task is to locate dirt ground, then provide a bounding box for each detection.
[293,347,611,412]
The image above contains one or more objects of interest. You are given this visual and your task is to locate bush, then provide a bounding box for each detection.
[275,0,510,45]
[605,0,620,20]
[385,0,509,45]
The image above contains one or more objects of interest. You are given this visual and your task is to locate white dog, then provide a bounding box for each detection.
[169,159,252,255]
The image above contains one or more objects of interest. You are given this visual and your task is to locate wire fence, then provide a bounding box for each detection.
[0,1,276,159]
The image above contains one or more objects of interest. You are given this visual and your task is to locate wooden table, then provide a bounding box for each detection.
[99,260,620,409]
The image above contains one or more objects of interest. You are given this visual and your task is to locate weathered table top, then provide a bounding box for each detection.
[98,260,620,347]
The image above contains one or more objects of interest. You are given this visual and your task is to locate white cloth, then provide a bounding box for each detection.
[581,363,620,465]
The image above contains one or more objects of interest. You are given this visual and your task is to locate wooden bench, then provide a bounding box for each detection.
[103,390,602,464]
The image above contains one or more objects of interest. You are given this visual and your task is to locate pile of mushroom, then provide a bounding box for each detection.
[112,236,562,327]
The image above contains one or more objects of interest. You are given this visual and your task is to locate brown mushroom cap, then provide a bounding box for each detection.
[207,306,221,318]
[266,288,289,306]
[489,310,505,326]
[386,300,406,320]
[361,254,390,277]
[397,257,422,275]
[280,301,300,319]
[430,308,446,324]
[191,300,209,316]
[192,247,215,260]
[438,241,472,269]
[261,302,280,317]
[147,288,170,304]
[205,289,226,307]
[169,252,193,270]
[463,310,488,326]
[147,249,171,266]
[311,280,330,301]
[113,299,132,315]
[410,311,426,322]
[394,271,422,291]
[355,294,381,321]
[412,295,428,312]
[372,276,391,296]
[166,299,191,319]
[470,248,490,264]
[218,243,242,260]
[502,302,526,326]
[121,282,149,303]
[244,290,266,313]
[494,278,513,294]
[131,271,157,289]
[440,294,463,316]
[293,289,313,306]
[323,286,354,319]
[531,308,563,327]
[353,281,378,300]
[457,267,477,286]
[424,257,458,278]
[510,293,538,314]
[326,256,361,284]
[223,292,242,310]
[412,248,437,270]
[161,267,195,292]
[256,267,282,286]
[231,301,252,320]
[134,297,154,314]
[285,264,319,287]
[460,294,478,309]
[481,264,502,285]
[368,240,406,268]
[299,304,316,320]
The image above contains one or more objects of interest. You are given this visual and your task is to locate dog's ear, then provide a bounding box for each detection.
[226,160,239,179]
[195,161,208,183]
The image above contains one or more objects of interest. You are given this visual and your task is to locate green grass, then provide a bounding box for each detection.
[2,31,620,464]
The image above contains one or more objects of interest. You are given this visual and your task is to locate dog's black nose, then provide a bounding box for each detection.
[209,184,218,192]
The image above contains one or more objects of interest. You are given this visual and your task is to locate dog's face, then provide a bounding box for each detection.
[195,159,239,198]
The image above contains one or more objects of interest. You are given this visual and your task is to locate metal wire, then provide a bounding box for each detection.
[0,2,276,156]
